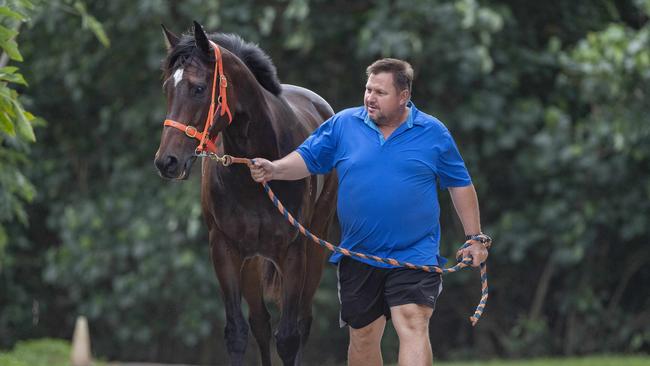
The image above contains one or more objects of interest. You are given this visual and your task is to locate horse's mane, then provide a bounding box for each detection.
[163,33,282,96]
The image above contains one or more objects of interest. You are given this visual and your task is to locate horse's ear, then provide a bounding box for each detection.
[193,20,211,55]
[161,24,179,50]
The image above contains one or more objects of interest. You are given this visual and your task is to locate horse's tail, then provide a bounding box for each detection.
[262,259,282,303]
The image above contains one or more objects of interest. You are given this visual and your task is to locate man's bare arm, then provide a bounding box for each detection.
[448,184,488,267]
[249,151,311,182]
[448,184,481,236]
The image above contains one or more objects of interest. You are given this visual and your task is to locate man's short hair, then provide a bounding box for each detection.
[366,58,414,94]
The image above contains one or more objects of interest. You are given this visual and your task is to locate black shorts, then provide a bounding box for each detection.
[337,256,443,329]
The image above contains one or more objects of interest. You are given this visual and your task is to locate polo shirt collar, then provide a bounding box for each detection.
[354,101,421,128]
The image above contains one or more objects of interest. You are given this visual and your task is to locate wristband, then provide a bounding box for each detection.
[465,233,492,249]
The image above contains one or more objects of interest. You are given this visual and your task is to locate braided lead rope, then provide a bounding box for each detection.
[208,154,488,325]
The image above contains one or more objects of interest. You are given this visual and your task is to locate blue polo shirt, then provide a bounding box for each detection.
[296,102,471,268]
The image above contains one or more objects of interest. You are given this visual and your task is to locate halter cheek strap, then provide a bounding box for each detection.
[163,40,233,154]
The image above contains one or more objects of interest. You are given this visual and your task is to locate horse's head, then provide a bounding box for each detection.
[154,21,235,180]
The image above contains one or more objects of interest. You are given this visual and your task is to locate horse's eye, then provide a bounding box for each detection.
[194,86,206,95]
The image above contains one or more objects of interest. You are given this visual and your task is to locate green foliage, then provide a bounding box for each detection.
[71,1,110,47]
[0,338,108,366]
[1,0,649,364]
[0,339,72,366]
[0,0,110,353]
[0,1,35,258]
[0,0,109,258]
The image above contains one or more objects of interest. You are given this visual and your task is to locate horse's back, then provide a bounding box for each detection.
[281,84,334,131]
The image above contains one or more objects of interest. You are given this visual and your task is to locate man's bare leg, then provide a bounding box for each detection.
[390,304,433,366]
[348,316,386,366]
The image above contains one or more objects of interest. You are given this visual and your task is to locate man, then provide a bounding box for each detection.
[249,58,489,366]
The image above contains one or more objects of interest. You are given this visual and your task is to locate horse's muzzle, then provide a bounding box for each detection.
[155,154,196,180]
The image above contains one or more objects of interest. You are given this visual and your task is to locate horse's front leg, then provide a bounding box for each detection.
[210,228,248,366]
[241,258,272,366]
[275,239,307,366]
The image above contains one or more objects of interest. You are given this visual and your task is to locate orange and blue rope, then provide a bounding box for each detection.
[220,155,489,325]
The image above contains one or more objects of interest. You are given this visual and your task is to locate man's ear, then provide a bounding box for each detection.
[400,89,411,106]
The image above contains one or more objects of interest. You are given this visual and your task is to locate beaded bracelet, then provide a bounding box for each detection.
[465,233,493,249]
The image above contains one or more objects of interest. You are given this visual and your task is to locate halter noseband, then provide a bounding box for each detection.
[163,40,233,154]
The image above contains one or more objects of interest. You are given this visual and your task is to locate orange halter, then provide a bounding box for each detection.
[163,40,233,154]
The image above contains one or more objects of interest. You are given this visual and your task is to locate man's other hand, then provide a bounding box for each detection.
[456,242,488,267]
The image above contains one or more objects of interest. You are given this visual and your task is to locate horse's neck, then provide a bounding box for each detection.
[223,87,293,160]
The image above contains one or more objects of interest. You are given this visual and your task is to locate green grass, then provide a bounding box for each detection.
[436,355,650,366]
[0,339,71,366]
[0,339,106,366]
[1,339,647,366]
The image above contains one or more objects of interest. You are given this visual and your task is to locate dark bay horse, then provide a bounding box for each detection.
[153,22,337,366]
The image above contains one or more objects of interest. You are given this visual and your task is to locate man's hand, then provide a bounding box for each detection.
[456,242,488,267]
[248,152,311,182]
[249,158,277,182]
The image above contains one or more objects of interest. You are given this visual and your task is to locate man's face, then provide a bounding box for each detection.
[364,72,408,126]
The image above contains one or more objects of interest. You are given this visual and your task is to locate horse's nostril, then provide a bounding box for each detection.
[165,155,178,171]
[155,155,179,175]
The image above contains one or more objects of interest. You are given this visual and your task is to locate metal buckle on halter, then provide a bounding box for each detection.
[185,125,198,138]
[209,154,232,166]
[220,154,232,166]
[220,75,227,87]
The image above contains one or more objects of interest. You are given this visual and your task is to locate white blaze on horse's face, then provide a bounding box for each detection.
[173,68,184,87]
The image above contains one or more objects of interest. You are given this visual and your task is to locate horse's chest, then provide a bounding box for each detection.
[204,182,308,255]
[219,203,291,237]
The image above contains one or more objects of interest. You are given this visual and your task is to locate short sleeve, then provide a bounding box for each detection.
[295,115,339,174]
[437,130,472,189]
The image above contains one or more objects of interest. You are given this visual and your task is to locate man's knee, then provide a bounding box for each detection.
[349,316,386,351]
[391,304,432,336]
